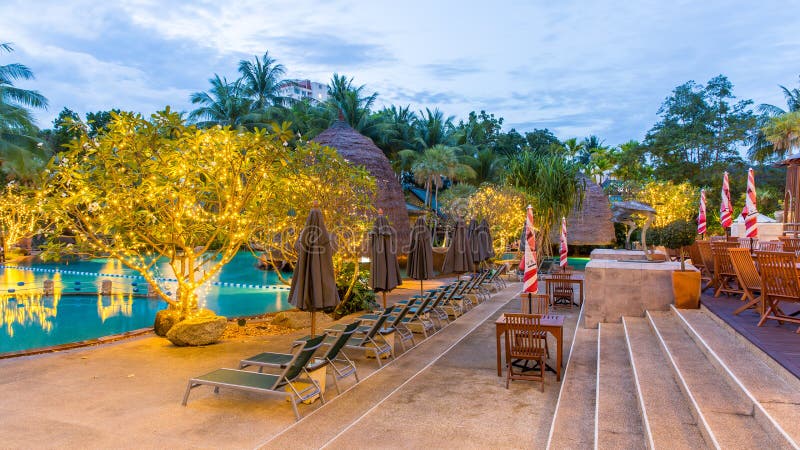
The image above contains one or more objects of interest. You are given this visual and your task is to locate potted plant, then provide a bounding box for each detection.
[656,219,701,309]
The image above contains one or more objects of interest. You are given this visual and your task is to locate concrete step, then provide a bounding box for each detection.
[647,310,793,450]
[673,306,800,447]
[595,323,646,449]
[622,317,710,449]
[547,327,598,450]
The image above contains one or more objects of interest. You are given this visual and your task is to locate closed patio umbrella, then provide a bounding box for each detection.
[479,218,495,262]
[288,207,339,336]
[369,210,402,308]
[442,218,474,275]
[468,219,482,267]
[407,216,434,296]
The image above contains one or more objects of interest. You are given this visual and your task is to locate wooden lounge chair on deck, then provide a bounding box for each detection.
[728,248,762,315]
[711,241,741,297]
[182,334,326,421]
[697,241,716,292]
[756,251,800,333]
[688,243,711,288]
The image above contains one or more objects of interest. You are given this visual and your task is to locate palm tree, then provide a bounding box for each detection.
[1,43,48,163]
[562,137,585,160]
[507,151,584,258]
[325,73,386,140]
[415,108,454,150]
[399,145,476,208]
[762,111,800,154]
[238,52,287,110]
[374,105,418,157]
[460,147,506,184]
[188,75,252,128]
[749,76,800,162]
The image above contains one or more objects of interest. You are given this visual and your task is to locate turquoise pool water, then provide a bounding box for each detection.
[0,253,291,354]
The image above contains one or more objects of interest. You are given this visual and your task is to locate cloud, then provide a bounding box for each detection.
[274,34,394,69]
[420,59,482,79]
[390,89,467,105]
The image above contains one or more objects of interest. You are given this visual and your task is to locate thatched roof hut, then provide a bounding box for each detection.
[312,120,411,251]
[550,176,616,245]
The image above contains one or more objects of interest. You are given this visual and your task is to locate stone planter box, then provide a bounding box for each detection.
[583,257,698,329]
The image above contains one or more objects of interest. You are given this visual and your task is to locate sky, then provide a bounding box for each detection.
[2,0,799,146]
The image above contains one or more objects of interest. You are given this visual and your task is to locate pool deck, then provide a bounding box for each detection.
[0,278,578,449]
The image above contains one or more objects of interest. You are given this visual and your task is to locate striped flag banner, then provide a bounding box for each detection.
[523,205,538,293]
[745,168,758,238]
[720,171,732,228]
[697,189,707,235]
[559,217,568,268]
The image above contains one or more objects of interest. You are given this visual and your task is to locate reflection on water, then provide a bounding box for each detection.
[97,293,134,323]
[1,293,60,338]
[0,253,293,354]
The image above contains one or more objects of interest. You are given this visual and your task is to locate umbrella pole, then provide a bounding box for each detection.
[311,311,316,337]
[420,280,423,297]
[382,291,387,309]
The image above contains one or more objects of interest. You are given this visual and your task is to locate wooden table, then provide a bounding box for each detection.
[495,313,565,381]
[544,276,584,306]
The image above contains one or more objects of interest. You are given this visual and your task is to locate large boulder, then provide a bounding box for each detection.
[154,309,180,337]
[272,310,334,329]
[166,313,227,346]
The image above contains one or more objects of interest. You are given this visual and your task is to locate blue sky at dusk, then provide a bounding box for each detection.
[2,0,798,145]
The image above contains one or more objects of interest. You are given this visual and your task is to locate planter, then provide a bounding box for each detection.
[672,270,701,309]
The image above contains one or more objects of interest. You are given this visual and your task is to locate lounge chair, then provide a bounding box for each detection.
[336,308,394,367]
[346,304,415,352]
[399,295,435,337]
[240,321,362,395]
[182,334,326,421]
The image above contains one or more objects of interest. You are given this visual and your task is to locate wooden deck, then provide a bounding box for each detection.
[702,293,800,380]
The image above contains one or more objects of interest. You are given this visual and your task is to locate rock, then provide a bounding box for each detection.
[271,310,334,330]
[154,309,180,337]
[166,313,227,346]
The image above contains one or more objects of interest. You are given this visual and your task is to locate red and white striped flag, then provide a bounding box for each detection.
[745,168,758,238]
[720,172,732,228]
[697,189,707,235]
[559,217,568,268]
[523,205,538,293]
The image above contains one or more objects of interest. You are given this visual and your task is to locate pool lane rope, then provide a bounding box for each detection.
[0,264,291,291]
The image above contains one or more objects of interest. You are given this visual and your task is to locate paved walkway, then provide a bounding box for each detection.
[0,280,580,449]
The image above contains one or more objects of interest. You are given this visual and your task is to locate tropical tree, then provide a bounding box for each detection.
[325,73,384,138]
[44,109,292,322]
[188,75,252,128]
[238,51,287,110]
[506,151,584,258]
[762,111,800,156]
[373,105,418,158]
[467,184,527,254]
[749,76,800,162]
[398,145,476,208]
[642,75,754,187]
[0,42,48,165]
[460,147,507,184]
[635,181,698,228]
[253,140,376,303]
[0,180,50,260]
[414,108,454,149]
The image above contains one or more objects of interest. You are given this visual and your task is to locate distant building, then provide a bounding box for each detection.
[278,79,328,104]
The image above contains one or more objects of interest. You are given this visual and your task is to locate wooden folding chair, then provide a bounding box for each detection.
[688,242,711,288]
[711,241,742,297]
[696,241,716,292]
[778,236,800,254]
[756,251,800,333]
[737,237,758,250]
[519,293,550,357]
[758,241,783,252]
[504,313,547,391]
[549,272,575,308]
[728,248,762,315]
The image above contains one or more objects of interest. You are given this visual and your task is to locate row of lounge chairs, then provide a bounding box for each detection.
[182,266,507,420]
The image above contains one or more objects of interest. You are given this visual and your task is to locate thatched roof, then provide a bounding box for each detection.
[312,120,411,251]
[550,176,616,246]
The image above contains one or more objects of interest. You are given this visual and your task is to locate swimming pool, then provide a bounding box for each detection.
[0,253,291,355]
